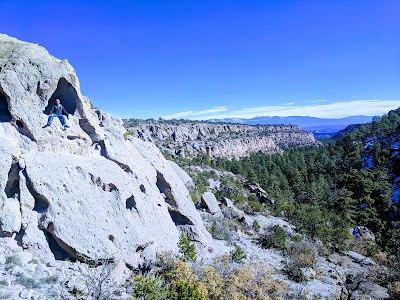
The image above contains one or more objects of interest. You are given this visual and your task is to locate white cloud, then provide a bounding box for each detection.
[166,99,399,120]
[162,106,228,119]
[284,102,295,105]
[309,99,327,103]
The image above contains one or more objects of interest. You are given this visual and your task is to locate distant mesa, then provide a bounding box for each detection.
[209,115,374,132]
[124,119,320,159]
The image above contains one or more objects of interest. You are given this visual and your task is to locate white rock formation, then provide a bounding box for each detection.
[201,192,221,215]
[0,198,21,234]
[0,34,213,267]
[168,160,194,188]
[126,120,319,159]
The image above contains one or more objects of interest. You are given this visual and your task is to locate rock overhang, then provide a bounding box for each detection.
[0,34,214,266]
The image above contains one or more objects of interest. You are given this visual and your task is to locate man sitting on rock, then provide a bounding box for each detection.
[42,98,71,130]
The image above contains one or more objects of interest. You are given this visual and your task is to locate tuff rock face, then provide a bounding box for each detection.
[0,34,213,266]
[125,121,319,159]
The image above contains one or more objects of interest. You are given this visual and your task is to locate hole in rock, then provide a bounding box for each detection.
[139,184,146,193]
[98,140,107,157]
[43,78,78,116]
[67,135,79,141]
[108,235,115,242]
[23,170,50,213]
[43,231,76,261]
[0,230,12,238]
[33,196,49,213]
[5,163,20,198]
[14,228,25,247]
[126,195,137,210]
[89,173,119,193]
[156,171,177,207]
[15,120,35,141]
[156,171,170,193]
[168,210,193,226]
[79,118,98,142]
[0,89,12,122]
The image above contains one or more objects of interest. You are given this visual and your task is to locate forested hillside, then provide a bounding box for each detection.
[208,107,400,257]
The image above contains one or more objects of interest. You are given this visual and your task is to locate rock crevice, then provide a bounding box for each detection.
[0,88,11,122]
[0,33,213,267]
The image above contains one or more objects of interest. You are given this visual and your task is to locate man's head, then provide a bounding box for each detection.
[55,99,61,105]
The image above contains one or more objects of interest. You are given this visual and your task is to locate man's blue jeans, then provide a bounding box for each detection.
[48,114,66,126]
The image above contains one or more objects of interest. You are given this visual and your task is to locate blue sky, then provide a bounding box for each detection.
[1,0,399,119]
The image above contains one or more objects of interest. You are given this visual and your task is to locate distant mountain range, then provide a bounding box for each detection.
[209,116,374,133]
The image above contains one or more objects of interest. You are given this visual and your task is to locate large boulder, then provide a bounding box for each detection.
[201,192,221,215]
[0,34,213,266]
[0,34,103,153]
[244,183,275,205]
[168,160,194,188]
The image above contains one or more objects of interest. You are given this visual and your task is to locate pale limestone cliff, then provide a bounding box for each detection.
[125,121,319,159]
[0,34,213,267]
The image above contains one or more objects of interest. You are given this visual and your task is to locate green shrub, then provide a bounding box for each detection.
[178,233,196,262]
[155,258,208,299]
[28,258,39,264]
[189,188,200,203]
[230,246,247,263]
[132,274,168,300]
[161,150,173,160]
[284,264,306,283]
[5,254,21,270]
[169,279,206,300]
[258,225,287,252]
[246,199,265,214]
[258,233,275,249]
[208,219,232,241]
[366,241,381,257]
[125,119,140,127]
[252,220,261,233]
[352,237,381,258]
[40,274,59,284]
[15,274,39,289]
[388,281,400,300]
[155,254,286,300]
[292,234,302,243]
[0,280,8,288]
[272,225,287,251]
[287,242,316,268]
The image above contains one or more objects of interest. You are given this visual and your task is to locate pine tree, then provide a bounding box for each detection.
[178,233,196,262]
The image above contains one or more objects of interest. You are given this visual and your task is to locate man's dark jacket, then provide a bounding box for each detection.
[50,104,69,115]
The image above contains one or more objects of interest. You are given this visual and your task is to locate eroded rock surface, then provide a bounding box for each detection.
[201,192,221,215]
[125,120,319,159]
[0,34,213,266]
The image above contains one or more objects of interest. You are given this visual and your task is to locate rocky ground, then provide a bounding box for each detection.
[0,164,392,299]
[186,166,392,299]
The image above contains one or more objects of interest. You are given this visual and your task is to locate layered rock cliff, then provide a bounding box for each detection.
[0,34,212,267]
[125,120,319,159]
